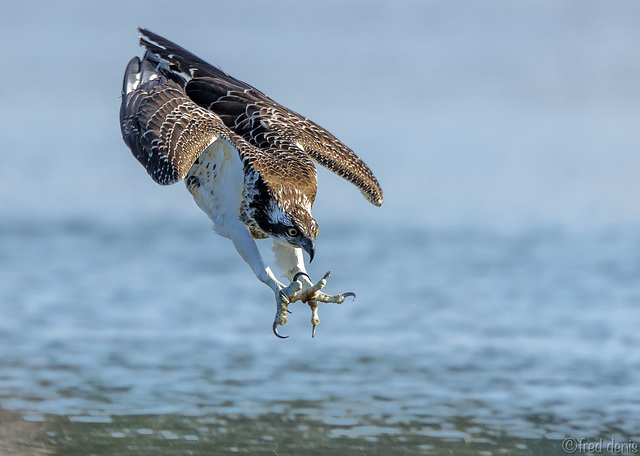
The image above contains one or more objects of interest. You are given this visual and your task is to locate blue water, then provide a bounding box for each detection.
[1,1,640,454]
[2,219,640,454]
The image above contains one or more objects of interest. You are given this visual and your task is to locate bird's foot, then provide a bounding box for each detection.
[272,280,303,339]
[272,271,355,339]
[293,272,356,337]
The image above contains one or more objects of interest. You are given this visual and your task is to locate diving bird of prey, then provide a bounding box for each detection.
[120,28,383,338]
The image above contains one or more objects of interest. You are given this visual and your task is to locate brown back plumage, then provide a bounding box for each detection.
[134,28,383,206]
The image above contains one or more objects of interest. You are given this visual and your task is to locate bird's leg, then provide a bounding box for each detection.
[272,241,356,337]
[227,222,301,338]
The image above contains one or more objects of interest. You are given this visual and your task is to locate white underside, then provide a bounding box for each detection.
[187,137,244,238]
[185,138,308,293]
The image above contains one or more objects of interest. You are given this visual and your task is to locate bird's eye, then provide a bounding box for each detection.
[287,228,298,237]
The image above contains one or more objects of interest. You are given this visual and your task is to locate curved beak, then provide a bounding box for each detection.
[302,237,315,263]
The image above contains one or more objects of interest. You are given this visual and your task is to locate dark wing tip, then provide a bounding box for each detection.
[369,189,384,207]
[138,28,159,49]
[359,174,383,206]
[137,27,158,42]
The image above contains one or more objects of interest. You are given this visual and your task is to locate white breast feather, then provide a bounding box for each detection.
[186,138,245,238]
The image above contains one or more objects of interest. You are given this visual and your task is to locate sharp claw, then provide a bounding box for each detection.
[272,322,289,339]
[293,272,311,283]
[278,291,290,304]
[276,272,354,337]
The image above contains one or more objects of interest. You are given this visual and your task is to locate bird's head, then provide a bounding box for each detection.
[261,199,318,262]
[282,208,318,263]
[253,180,319,262]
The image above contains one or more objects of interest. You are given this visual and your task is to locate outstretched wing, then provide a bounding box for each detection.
[120,56,230,185]
[138,28,383,206]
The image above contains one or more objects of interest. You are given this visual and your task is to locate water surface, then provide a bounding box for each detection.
[1,219,639,454]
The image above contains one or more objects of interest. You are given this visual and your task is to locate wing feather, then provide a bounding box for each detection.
[137,28,383,206]
[120,57,229,185]
[257,101,384,206]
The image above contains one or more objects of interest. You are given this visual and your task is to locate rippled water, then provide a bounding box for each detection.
[1,218,640,454]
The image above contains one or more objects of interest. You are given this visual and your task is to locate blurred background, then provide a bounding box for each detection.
[1,1,639,454]
[2,0,639,229]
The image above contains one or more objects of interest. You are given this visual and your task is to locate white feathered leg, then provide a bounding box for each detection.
[225,221,303,337]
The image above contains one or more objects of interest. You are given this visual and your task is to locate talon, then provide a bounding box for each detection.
[309,302,319,338]
[274,271,355,338]
[278,290,290,304]
[272,322,289,339]
[293,272,311,283]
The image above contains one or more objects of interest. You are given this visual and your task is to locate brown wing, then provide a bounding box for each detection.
[253,99,384,207]
[138,28,383,206]
[119,57,229,185]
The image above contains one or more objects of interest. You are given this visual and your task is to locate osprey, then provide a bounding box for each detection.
[120,28,383,338]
